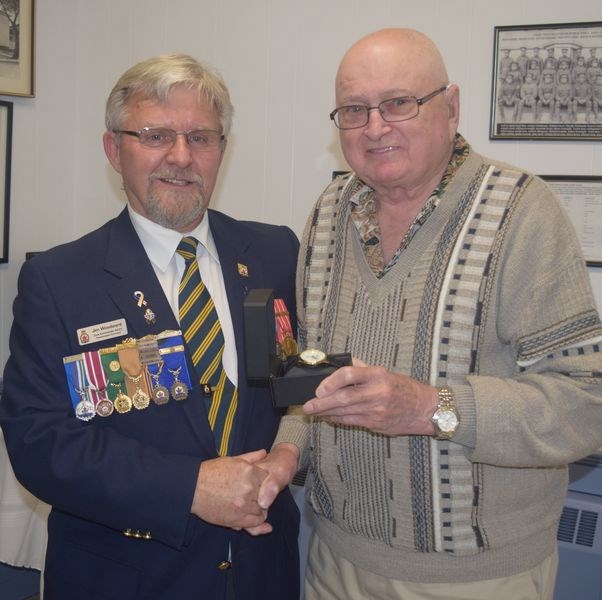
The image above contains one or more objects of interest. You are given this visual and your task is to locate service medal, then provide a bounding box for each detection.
[152,385,170,405]
[132,388,150,410]
[96,398,114,417]
[75,398,96,421]
[171,381,189,401]
[114,392,133,414]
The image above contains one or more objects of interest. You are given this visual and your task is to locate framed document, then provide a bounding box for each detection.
[541,175,602,267]
[490,21,602,141]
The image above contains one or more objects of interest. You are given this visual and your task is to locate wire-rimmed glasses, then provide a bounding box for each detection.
[329,84,450,130]
[113,127,225,151]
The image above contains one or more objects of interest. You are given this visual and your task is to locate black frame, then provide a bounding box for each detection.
[541,175,602,267]
[490,21,602,141]
[0,99,12,263]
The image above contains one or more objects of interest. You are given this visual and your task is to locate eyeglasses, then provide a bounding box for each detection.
[329,84,450,130]
[113,127,225,151]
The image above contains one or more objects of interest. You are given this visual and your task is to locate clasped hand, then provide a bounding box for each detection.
[191,444,300,536]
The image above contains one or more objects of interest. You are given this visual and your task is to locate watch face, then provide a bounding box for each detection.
[436,409,459,433]
[299,348,327,366]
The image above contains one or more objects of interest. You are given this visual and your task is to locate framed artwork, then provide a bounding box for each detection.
[0,0,35,97]
[490,21,602,141]
[0,99,12,263]
[541,175,602,267]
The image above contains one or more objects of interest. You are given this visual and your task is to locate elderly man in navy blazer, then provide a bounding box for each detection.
[0,54,299,600]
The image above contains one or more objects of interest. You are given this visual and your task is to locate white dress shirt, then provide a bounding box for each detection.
[128,206,238,385]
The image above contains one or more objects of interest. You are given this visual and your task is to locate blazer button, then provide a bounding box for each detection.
[217,560,232,571]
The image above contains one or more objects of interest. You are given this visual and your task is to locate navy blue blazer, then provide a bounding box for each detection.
[0,208,300,600]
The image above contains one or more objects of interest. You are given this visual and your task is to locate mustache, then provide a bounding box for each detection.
[150,171,204,186]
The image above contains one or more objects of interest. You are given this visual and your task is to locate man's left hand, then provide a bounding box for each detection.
[302,359,438,436]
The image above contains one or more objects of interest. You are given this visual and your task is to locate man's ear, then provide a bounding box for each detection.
[103,131,122,174]
[446,84,460,139]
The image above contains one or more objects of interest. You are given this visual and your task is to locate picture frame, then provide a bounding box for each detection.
[0,0,35,97]
[541,175,602,267]
[0,99,12,263]
[490,21,602,141]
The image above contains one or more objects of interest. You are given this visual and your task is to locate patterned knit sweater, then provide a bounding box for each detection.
[274,148,602,582]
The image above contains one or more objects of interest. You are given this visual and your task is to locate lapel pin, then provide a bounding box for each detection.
[237,263,249,277]
[134,291,156,325]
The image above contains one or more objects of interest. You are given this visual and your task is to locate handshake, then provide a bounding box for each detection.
[190,442,300,535]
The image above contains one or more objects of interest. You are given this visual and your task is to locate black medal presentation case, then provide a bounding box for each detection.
[243,289,351,407]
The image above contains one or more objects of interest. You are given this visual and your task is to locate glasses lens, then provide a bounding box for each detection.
[186,130,223,150]
[136,128,223,150]
[138,128,175,147]
[335,105,368,129]
[380,97,418,122]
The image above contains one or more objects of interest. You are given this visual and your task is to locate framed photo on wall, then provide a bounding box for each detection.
[0,99,12,263]
[0,0,35,97]
[541,175,602,267]
[490,21,602,141]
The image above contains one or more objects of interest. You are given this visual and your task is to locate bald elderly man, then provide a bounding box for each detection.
[255,28,602,600]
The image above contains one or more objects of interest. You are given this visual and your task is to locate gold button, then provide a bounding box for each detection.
[217,560,232,571]
[143,531,152,540]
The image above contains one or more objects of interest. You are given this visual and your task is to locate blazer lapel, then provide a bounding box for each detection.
[103,210,218,456]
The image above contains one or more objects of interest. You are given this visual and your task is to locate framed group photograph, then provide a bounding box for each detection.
[490,21,602,141]
[0,0,35,97]
[0,99,12,263]
[541,175,602,267]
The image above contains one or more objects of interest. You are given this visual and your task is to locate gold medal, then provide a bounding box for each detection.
[109,360,121,372]
[119,345,152,410]
[114,391,133,414]
[132,388,150,410]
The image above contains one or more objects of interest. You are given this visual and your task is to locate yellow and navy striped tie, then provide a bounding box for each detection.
[176,236,238,456]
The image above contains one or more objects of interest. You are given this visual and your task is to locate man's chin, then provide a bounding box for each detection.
[147,197,207,231]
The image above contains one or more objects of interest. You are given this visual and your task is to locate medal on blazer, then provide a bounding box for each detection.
[118,344,151,410]
[138,334,170,405]
[113,384,133,414]
[72,360,96,421]
[148,362,170,405]
[158,332,191,401]
[82,350,114,418]
[168,365,189,401]
[100,350,133,414]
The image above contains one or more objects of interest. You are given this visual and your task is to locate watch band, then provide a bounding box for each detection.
[432,386,459,440]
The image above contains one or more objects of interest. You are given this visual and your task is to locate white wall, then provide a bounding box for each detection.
[0,0,601,367]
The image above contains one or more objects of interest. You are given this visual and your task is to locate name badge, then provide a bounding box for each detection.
[77,319,128,346]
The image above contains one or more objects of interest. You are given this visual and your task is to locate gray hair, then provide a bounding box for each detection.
[105,53,234,136]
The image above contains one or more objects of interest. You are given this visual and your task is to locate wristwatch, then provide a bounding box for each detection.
[297,348,329,367]
[431,387,459,440]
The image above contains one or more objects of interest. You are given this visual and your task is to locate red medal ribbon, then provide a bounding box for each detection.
[83,350,109,406]
[274,298,297,357]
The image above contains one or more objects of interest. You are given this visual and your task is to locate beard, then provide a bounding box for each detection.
[144,173,208,231]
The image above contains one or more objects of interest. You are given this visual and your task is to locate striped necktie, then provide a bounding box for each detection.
[176,237,238,456]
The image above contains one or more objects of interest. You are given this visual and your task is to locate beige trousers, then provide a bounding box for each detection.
[304,533,558,600]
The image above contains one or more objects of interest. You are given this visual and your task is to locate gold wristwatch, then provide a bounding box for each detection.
[431,387,459,440]
[297,348,329,367]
